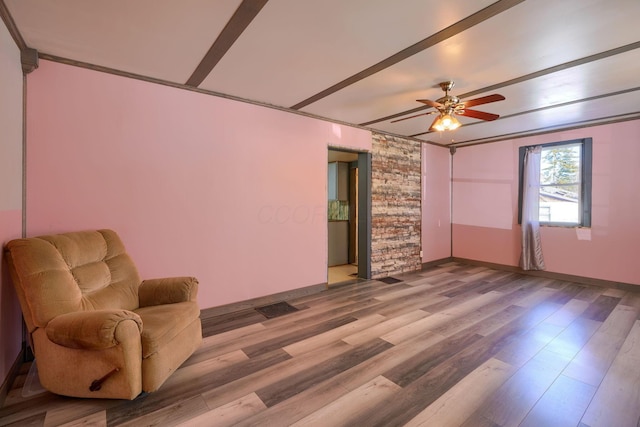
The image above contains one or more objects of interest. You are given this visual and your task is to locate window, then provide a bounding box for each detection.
[518,138,592,227]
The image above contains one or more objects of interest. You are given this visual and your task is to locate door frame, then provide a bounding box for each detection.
[327,148,371,280]
[357,151,372,279]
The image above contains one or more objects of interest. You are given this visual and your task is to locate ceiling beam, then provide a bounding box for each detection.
[449,112,640,148]
[364,40,640,127]
[0,0,27,51]
[409,86,640,140]
[289,0,525,111]
[185,0,269,87]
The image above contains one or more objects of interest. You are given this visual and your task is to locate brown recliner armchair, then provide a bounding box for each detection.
[4,229,202,399]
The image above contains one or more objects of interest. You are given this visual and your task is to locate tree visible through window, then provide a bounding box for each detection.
[518,138,592,227]
[540,144,581,224]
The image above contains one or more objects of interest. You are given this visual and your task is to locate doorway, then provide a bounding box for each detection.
[327,149,371,285]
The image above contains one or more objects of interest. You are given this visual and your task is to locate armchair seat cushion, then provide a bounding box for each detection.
[135,301,200,358]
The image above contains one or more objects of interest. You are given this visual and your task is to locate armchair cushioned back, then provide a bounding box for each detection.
[5,229,202,399]
[8,230,141,333]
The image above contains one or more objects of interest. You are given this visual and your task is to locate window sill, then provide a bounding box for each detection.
[540,223,586,228]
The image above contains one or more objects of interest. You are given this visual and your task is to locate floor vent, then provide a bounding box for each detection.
[255,301,300,319]
[378,276,402,284]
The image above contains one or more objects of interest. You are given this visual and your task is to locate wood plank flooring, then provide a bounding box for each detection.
[2,262,640,426]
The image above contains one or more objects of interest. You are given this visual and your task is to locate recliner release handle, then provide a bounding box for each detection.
[89,368,120,391]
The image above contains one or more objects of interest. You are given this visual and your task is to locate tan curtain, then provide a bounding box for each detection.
[520,146,545,270]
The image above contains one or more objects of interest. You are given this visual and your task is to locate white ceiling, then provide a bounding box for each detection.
[3,0,639,147]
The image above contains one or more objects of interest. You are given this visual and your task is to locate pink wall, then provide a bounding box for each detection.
[0,19,24,388]
[453,120,640,285]
[421,143,451,262]
[26,60,372,309]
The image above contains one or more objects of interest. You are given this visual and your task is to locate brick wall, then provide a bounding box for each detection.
[371,133,422,278]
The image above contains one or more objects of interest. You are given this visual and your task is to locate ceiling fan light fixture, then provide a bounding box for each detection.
[432,112,461,131]
[396,80,505,131]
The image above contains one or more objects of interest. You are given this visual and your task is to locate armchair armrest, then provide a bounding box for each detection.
[138,277,199,307]
[46,309,142,350]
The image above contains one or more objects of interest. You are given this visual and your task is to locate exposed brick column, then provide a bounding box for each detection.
[371,133,421,278]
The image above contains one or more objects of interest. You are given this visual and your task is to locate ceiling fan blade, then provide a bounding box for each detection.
[416,99,443,108]
[462,94,505,108]
[390,111,436,123]
[459,109,500,121]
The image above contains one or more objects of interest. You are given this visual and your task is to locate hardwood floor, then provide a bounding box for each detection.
[2,261,640,426]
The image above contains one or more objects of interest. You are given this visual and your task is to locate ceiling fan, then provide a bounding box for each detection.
[392,81,505,131]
